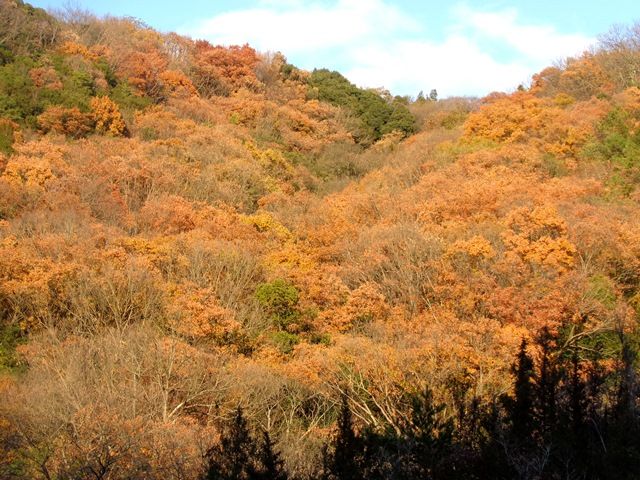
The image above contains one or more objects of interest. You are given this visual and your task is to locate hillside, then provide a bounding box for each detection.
[1,1,640,478]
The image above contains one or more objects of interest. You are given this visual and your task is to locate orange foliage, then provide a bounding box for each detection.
[167,285,240,342]
[90,96,127,136]
[58,40,100,61]
[37,106,94,138]
[121,49,169,100]
[3,13,640,477]
[502,205,577,272]
[138,195,198,234]
[160,69,198,98]
[28,66,62,90]
[464,91,608,159]
[193,42,260,96]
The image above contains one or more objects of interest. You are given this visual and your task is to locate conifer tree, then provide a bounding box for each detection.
[325,395,364,480]
[535,327,557,437]
[205,406,259,480]
[255,431,288,480]
[507,338,535,441]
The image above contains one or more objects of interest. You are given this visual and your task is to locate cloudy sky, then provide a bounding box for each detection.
[32,0,640,97]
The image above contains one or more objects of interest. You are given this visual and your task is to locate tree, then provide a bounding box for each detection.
[255,431,288,480]
[36,105,94,137]
[205,407,259,480]
[324,396,364,480]
[255,279,300,330]
[505,339,535,440]
[90,96,127,136]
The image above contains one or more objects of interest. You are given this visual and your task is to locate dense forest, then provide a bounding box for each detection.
[1,1,640,478]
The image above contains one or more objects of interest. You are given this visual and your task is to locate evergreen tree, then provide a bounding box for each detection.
[507,338,536,440]
[324,395,364,480]
[535,327,557,437]
[205,406,259,480]
[255,431,288,480]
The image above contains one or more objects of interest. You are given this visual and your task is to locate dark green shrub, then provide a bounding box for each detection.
[255,279,300,330]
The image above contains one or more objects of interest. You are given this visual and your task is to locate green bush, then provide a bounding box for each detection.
[583,107,640,195]
[270,331,299,354]
[308,69,416,144]
[0,324,25,374]
[0,119,17,154]
[255,279,300,329]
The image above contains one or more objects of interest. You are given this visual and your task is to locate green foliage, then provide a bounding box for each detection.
[0,54,98,126]
[270,331,300,354]
[110,82,152,111]
[0,46,14,66]
[308,69,416,144]
[0,324,25,374]
[583,107,640,195]
[542,153,569,177]
[0,56,40,124]
[310,332,331,346]
[381,103,417,136]
[0,47,146,129]
[588,274,617,309]
[0,121,16,154]
[255,279,300,330]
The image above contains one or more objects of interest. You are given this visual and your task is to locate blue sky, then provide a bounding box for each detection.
[31,0,640,97]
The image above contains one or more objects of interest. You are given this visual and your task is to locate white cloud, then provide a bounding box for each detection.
[179,1,595,97]
[345,36,533,97]
[454,5,593,62]
[184,0,418,54]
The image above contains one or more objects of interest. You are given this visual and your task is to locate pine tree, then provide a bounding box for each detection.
[508,338,535,441]
[535,327,557,437]
[255,431,288,480]
[325,395,364,480]
[205,406,259,480]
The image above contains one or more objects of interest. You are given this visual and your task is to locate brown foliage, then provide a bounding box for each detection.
[193,43,261,96]
[37,106,94,138]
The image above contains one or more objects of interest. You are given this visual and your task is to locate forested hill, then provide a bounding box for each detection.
[1,1,640,478]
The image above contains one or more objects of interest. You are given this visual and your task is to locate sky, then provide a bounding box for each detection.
[30,0,640,98]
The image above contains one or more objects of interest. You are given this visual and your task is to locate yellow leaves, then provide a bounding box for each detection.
[506,204,568,238]
[263,243,316,273]
[372,131,404,152]
[464,90,607,160]
[90,96,127,137]
[241,210,291,241]
[246,142,294,178]
[114,236,183,273]
[2,155,53,188]
[553,93,576,107]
